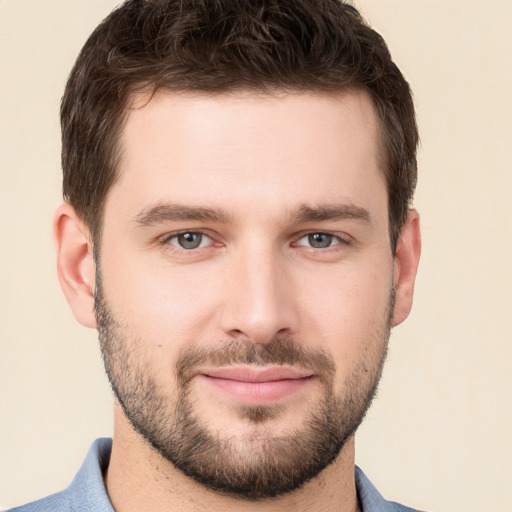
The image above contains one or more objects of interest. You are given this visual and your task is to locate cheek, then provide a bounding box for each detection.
[99,246,224,352]
[296,260,392,366]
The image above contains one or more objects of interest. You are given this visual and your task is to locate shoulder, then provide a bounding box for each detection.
[386,502,425,512]
[5,438,114,512]
[6,491,71,512]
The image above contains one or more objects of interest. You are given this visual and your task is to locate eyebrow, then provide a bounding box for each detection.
[294,204,371,224]
[135,202,371,227]
[135,203,233,226]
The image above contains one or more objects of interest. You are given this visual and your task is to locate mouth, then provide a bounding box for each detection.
[197,366,316,405]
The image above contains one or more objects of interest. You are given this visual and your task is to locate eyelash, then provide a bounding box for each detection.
[293,232,348,250]
[160,230,350,253]
[160,230,217,252]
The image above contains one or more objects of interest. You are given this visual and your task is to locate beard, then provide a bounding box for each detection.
[95,274,392,500]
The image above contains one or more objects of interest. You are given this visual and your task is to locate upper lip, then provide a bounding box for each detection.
[200,366,314,383]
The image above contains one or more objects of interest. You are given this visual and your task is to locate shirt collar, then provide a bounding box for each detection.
[66,438,114,512]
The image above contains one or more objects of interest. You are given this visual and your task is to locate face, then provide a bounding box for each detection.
[96,90,395,498]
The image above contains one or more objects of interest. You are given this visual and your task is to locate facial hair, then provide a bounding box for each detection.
[95,273,392,500]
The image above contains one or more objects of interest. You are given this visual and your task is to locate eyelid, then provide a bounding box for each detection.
[292,230,352,254]
[160,229,217,250]
[292,230,352,247]
[157,229,351,253]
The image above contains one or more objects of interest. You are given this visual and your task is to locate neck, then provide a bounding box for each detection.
[105,405,360,512]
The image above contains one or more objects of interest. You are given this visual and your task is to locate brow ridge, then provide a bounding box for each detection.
[135,201,371,227]
[135,203,232,226]
[295,204,371,224]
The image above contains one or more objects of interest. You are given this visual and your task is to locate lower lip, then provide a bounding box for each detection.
[200,375,314,405]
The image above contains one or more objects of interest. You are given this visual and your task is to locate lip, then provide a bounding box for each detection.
[197,366,315,405]
[202,366,313,382]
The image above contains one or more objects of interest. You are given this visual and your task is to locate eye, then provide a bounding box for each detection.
[296,232,342,249]
[168,232,212,250]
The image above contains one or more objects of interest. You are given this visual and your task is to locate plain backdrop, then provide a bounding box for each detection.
[1,1,511,510]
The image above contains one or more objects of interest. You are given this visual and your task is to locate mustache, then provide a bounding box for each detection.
[175,337,336,388]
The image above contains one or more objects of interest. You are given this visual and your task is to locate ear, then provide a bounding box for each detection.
[391,209,421,327]
[53,203,97,328]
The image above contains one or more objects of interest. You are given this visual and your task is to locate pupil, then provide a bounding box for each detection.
[309,233,332,248]
[179,232,202,249]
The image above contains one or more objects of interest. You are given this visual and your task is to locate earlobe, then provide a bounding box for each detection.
[53,203,97,328]
[391,209,421,327]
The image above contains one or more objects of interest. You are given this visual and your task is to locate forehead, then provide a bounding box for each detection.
[107,89,386,225]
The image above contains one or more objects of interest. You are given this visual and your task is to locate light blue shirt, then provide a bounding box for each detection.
[7,438,424,511]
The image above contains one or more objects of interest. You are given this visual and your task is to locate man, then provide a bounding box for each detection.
[9,0,422,511]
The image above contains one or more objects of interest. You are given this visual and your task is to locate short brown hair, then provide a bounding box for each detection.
[61,0,418,249]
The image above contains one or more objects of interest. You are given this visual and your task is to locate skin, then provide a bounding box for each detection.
[54,89,421,512]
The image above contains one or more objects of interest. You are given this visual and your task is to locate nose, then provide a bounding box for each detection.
[219,245,300,345]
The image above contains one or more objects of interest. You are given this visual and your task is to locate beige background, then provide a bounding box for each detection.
[1,1,511,510]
